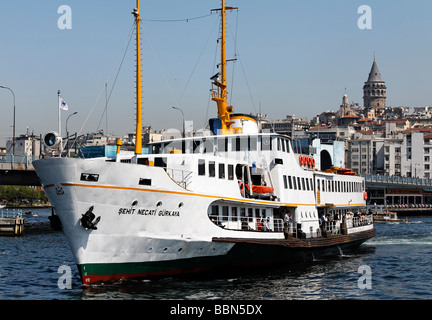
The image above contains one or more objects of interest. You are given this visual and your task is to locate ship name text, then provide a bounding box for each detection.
[118,207,180,217]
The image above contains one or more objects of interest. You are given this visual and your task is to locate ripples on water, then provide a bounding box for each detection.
[1,209,431,300]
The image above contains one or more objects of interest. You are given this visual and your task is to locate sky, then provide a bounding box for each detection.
[1,0,432,146]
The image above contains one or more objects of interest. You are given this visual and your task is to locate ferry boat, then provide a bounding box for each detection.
[33,0,375,285]
[373,211,408,223]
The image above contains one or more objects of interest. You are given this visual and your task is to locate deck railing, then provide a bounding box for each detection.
[209,215,287,233]
[165,168,193,189]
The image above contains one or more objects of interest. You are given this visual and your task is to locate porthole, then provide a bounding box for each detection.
[178,248,183,252]
[163,247,168,253]
[147,247,153,253]
[156,201,162,207]
[178,202,184,208]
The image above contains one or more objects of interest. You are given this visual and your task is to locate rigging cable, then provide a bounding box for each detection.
[179,16,219,104]
[71,21,136,150]
[141,23,180,109]
[226,9,239,106]
[97,21,135,131]
[204,29,221,128]
[142,13,214,23]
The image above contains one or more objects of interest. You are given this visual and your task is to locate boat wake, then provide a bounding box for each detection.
[367,233,432,246]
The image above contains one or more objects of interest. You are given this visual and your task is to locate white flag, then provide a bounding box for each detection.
[59,97,69,111]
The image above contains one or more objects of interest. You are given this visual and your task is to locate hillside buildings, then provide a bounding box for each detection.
[264,58,432,179]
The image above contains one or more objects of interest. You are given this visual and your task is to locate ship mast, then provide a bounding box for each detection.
[211,0,237,134]
[133,0,142,154]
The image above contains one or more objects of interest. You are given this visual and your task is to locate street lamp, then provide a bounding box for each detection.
[66,111,78,139]
[65,112,78,156]
[0,85,16,156]
[172,106,185,138]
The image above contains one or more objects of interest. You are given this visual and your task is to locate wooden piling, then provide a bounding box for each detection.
[0,216,25,236]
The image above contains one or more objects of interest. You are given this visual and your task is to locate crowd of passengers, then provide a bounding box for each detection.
[319,210,372,232]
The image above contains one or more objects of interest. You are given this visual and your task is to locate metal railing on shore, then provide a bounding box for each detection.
[363,174,432,187]
[0,154,40,169]
[0,208,23,219]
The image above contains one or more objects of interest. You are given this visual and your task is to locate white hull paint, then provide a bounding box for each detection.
[34,133,374,284]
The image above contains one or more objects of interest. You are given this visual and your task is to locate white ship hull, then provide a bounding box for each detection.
[34,150,374,285]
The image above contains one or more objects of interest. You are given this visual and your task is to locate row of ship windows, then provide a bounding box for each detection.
[198,160,235,180]
[210,204,318,223]
[151,136,292,154]
[210,205,270,222]
[317,179,363,193]
[282,175,314,191]
[281,175,364,193]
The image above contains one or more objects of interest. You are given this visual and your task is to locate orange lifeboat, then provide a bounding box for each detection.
[245,184,274,193]
[337,168,356,175]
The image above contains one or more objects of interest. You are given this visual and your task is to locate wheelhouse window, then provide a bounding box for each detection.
[249,136,257,151]
[198,159,205,176]
[193,140,202,153]
[203,138,213,154]
[219,163,225,179]
[209,161,216,177]
[261,136,272,151]
[217,137,228,153]
[288,176,293,189]
[228,164,234,180]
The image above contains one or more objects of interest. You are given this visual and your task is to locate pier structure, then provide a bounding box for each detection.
[363,174,432,214]
[0,209,24,236]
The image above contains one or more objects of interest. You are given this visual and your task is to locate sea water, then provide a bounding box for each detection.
[1,208,431,300]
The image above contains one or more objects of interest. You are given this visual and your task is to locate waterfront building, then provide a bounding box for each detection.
[347,124,432,178]
[261,115,310,136]
[6,134,40,157]
[308,125,355,143]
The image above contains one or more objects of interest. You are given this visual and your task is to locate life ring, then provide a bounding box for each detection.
[311,158,315,167]
[363,192,368,200]
[239,181,245,194]
[307,157,312,167]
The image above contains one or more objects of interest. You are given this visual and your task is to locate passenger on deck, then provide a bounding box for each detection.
[320,213,327,226]
[256,218,264,231]
[283,211,294,239]
[241,218,251,231]
[264,217,272,232]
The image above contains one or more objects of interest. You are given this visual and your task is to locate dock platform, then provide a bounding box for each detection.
[0,209,24,236]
